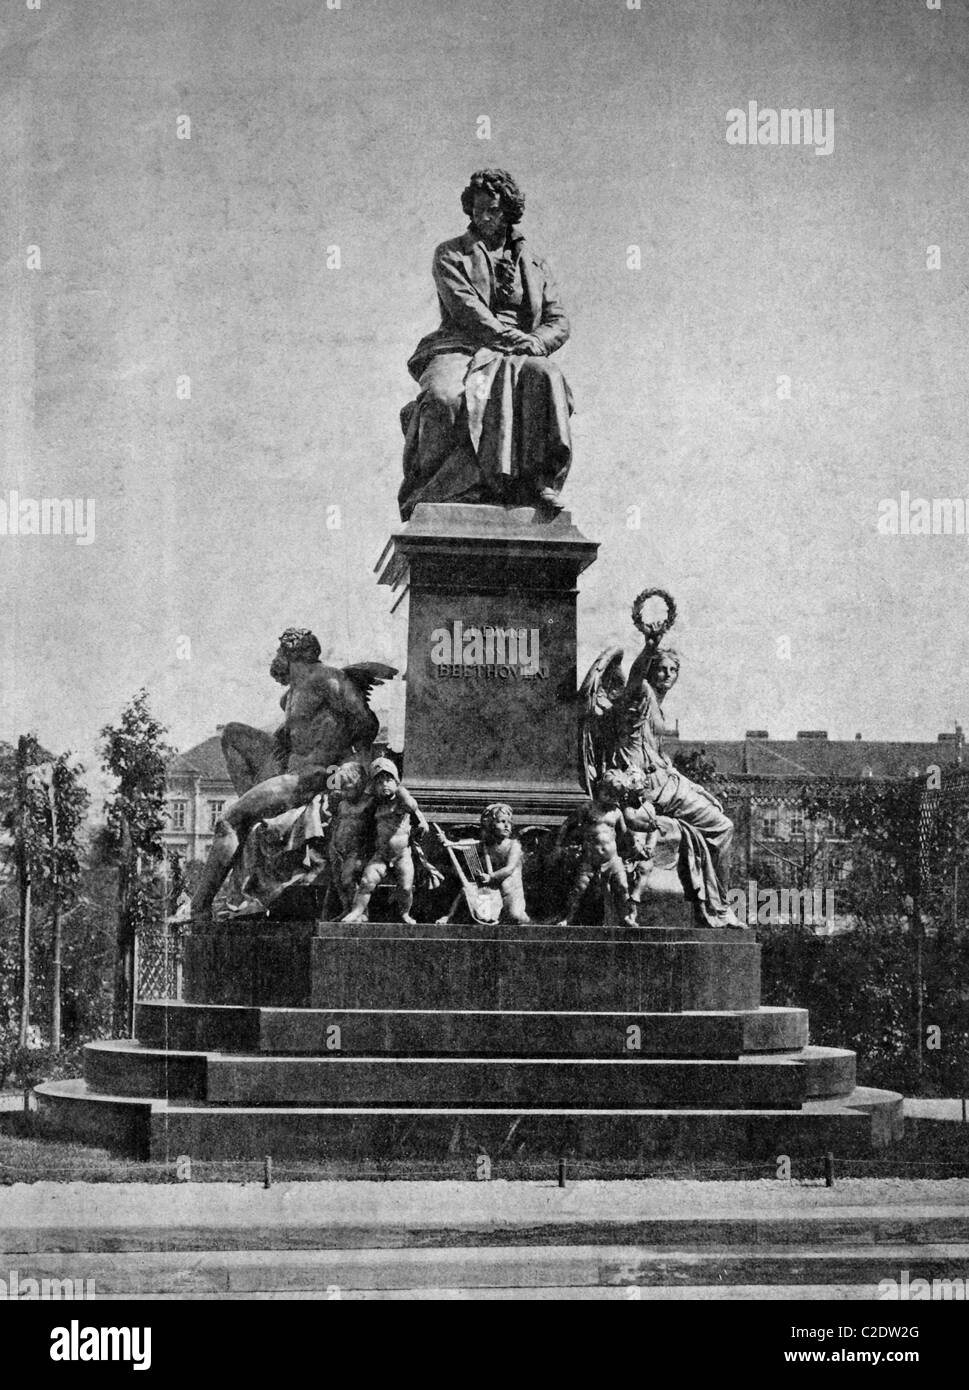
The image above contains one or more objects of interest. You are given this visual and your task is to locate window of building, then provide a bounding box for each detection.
[208,800,225,831]
[762,811,778,840]
[789,808,804,837]
[170,801,187,831]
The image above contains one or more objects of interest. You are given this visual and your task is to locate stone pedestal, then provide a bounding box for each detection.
[376,503,598,822]
[35,918,903,1164]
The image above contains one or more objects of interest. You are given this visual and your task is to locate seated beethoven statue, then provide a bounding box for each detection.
[399,167,574,520]
[186,628,396,918]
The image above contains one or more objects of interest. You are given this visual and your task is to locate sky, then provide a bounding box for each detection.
[2,0,968,797]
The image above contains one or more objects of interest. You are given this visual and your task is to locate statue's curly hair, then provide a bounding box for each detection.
[461,169,526,226]
[328,760,367,793]
[599,770,628,798]
[277,628,322,663]
[481,802,514,831]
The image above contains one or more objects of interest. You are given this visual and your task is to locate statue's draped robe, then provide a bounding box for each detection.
[399,228,573,519]
[615,684,738,928]
[232,796,331,912]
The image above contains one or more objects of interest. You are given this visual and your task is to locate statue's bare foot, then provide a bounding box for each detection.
[623,911,641,928]
[341,909,367,923]
[400,912,417,925]
[555,918,570,928]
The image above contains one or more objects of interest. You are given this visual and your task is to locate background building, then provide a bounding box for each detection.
[162,732,236,863]
[673,727,965,901]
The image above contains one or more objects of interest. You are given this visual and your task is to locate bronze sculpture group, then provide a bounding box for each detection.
[183,593,740,929]
[181,169,741,930]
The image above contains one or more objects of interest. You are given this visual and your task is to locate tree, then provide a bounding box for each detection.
[99,691,173,1035]
[34,754,90,1051]
[787,778,932,1091]
[3,734,52,1046]
[672,745,719,788]
[0,736,89,1053]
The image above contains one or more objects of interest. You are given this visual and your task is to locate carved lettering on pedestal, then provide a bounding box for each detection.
[429,621,547,680]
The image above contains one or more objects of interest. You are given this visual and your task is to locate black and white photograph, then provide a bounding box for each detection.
[1,0,967,1344]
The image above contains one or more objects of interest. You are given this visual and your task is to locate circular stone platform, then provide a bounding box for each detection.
[34,918,904,1165]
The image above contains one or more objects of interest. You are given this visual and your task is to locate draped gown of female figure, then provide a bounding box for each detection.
[399,226,573,519]
[615,678,740,928]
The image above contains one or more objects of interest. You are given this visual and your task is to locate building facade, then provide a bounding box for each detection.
[162,733,236,863]
[671,727,965,922]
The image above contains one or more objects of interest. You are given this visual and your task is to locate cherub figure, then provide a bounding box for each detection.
[436,803,529,925]
[325,761,373,917]
[554,770,639,927]
[620,768,662,906]
[342,758,428,924]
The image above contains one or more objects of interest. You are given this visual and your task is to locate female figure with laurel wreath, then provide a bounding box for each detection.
[578,590,741,929]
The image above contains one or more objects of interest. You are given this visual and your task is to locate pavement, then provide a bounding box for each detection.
[2,1175,969,1238]
[904,1098,969,1120]
[0,1177,968,1300]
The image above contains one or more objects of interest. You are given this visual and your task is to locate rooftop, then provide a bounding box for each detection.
[167,734,230,782]
[674,734,964,780]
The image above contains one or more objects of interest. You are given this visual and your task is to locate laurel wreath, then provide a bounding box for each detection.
[631,588,677,641]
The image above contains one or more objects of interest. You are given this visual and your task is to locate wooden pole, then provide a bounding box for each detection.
[48,778,61,1053]
[15,737,31,1049]
[912,779,927,1095]
[913,885,924,1093]
[114,817,133,1036]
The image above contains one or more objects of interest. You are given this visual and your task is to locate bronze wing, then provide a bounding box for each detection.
[577,646,626,796]
[342,663,399,706]
[341,663,400,750]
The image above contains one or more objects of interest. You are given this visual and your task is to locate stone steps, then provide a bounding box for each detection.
[136,1001,810,1058]
[32,921,905,1163]
[34,1079,902,1161]
[82,1038,856,1108]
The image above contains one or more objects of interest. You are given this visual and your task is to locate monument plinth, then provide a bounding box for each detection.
[377,503,598,822]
